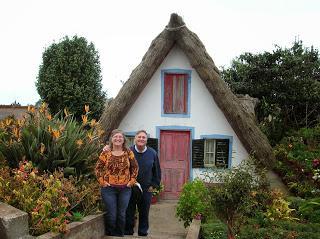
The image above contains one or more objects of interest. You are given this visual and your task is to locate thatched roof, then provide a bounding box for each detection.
[99,13,275,168]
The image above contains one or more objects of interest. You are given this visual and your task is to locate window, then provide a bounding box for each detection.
[204,139,229,168]
[125,136,135,147]
[163,73,188,114]
[192,137,231,169]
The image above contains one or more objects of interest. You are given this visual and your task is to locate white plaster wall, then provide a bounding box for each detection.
[118,47,249,172]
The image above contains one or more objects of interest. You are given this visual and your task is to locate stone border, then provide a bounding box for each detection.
[0,202,106,239]
[186,219,201,239]
[35,213,105,239]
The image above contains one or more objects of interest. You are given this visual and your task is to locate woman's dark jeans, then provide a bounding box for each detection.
[101,186,132,237]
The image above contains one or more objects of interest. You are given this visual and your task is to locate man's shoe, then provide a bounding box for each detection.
[124,231,134,235]
[138,232,148,236]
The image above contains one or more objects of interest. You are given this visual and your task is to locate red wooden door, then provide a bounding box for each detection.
[160,130,190,199]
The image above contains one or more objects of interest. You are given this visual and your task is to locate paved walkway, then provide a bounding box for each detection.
[103,200,187,239]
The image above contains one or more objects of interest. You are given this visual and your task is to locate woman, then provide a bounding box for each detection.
[95,129,139,237]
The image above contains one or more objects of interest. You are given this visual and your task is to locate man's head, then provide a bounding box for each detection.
[135,130,148,149]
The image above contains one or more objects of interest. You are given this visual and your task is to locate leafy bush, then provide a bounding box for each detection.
[0,103,104,176]
[176,179,210,227]
[0,161,101,236]
[274,124,320,197]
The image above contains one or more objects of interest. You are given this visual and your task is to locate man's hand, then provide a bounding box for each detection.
[103,144,111,152]
[103,182,110,187]
[148,186,154,192]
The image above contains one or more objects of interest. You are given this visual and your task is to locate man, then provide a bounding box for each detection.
[125,130,161,236]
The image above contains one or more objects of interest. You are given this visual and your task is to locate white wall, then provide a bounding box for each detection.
[118,46,249,173]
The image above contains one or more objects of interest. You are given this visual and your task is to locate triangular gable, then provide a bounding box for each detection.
[99,13,275,168]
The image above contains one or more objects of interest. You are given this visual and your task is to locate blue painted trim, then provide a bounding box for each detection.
[200,134,233,169]
[156,126,195,180]
[161,69,192,118]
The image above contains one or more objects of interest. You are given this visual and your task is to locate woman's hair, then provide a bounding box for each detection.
[109,129,128,151]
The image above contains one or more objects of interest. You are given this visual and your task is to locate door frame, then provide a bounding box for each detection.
[156,126,195,182]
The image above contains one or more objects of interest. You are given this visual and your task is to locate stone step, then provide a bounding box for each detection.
[103,231,185,239]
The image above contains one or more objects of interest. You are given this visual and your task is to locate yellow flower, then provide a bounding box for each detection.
[84,105,90,113]
[76,139,83,148]
[48,125,52,133]
[81,115,88,124]
[97,129,104,137]
[87,132,94,141]
[5,118,12,126]
[64,108,69,117]
[39,102,47,113]
[40,143,46,155]
[12,127,20,138]
[90,119,97,127]
[17,119,25,127]
[27,105,35,113]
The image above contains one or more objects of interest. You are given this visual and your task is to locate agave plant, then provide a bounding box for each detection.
[0,103,104,176]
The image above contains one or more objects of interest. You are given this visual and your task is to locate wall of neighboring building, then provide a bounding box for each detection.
[0,105,28,120]
[118,46,249,173]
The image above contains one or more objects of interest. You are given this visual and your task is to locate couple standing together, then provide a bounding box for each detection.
[95,129,161,237]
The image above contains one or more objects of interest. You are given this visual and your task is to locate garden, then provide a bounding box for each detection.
[0,103,104,236]
[176,40,320,239]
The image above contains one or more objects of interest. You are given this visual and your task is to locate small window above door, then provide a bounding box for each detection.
[161,70,191,118]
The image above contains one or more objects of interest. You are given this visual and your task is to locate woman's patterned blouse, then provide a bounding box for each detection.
[95,149,139,187]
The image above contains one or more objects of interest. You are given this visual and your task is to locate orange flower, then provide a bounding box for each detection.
[52,129,61,139]
[46,114,52,121]
[81,115,88,124]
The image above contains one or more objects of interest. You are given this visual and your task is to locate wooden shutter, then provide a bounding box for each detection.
[147,138,158,153]
[164,73,188,114]
[215,139,229,168]
[192,139,204,168]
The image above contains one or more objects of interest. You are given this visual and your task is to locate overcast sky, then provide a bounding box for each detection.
[1,0,319,105]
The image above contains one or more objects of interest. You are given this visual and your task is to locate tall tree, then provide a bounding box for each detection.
[36,36,106,120]
[222,40,320,144]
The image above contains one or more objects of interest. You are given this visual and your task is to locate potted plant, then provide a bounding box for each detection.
[151,183,164,204]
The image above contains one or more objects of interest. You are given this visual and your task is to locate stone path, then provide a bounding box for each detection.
[103,200,187,239]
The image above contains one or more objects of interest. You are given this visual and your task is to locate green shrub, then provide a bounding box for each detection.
[176,179,210,227]
[239,221,320,239]
[208,160,261,239]
[298,197,320,223]
[200,215,227,239]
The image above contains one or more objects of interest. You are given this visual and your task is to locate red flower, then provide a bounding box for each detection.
[313,159,320,168]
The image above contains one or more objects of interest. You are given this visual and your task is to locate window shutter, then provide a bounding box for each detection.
[215,139,229,168]
[192,139,204,168]
[147,138,158,153]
